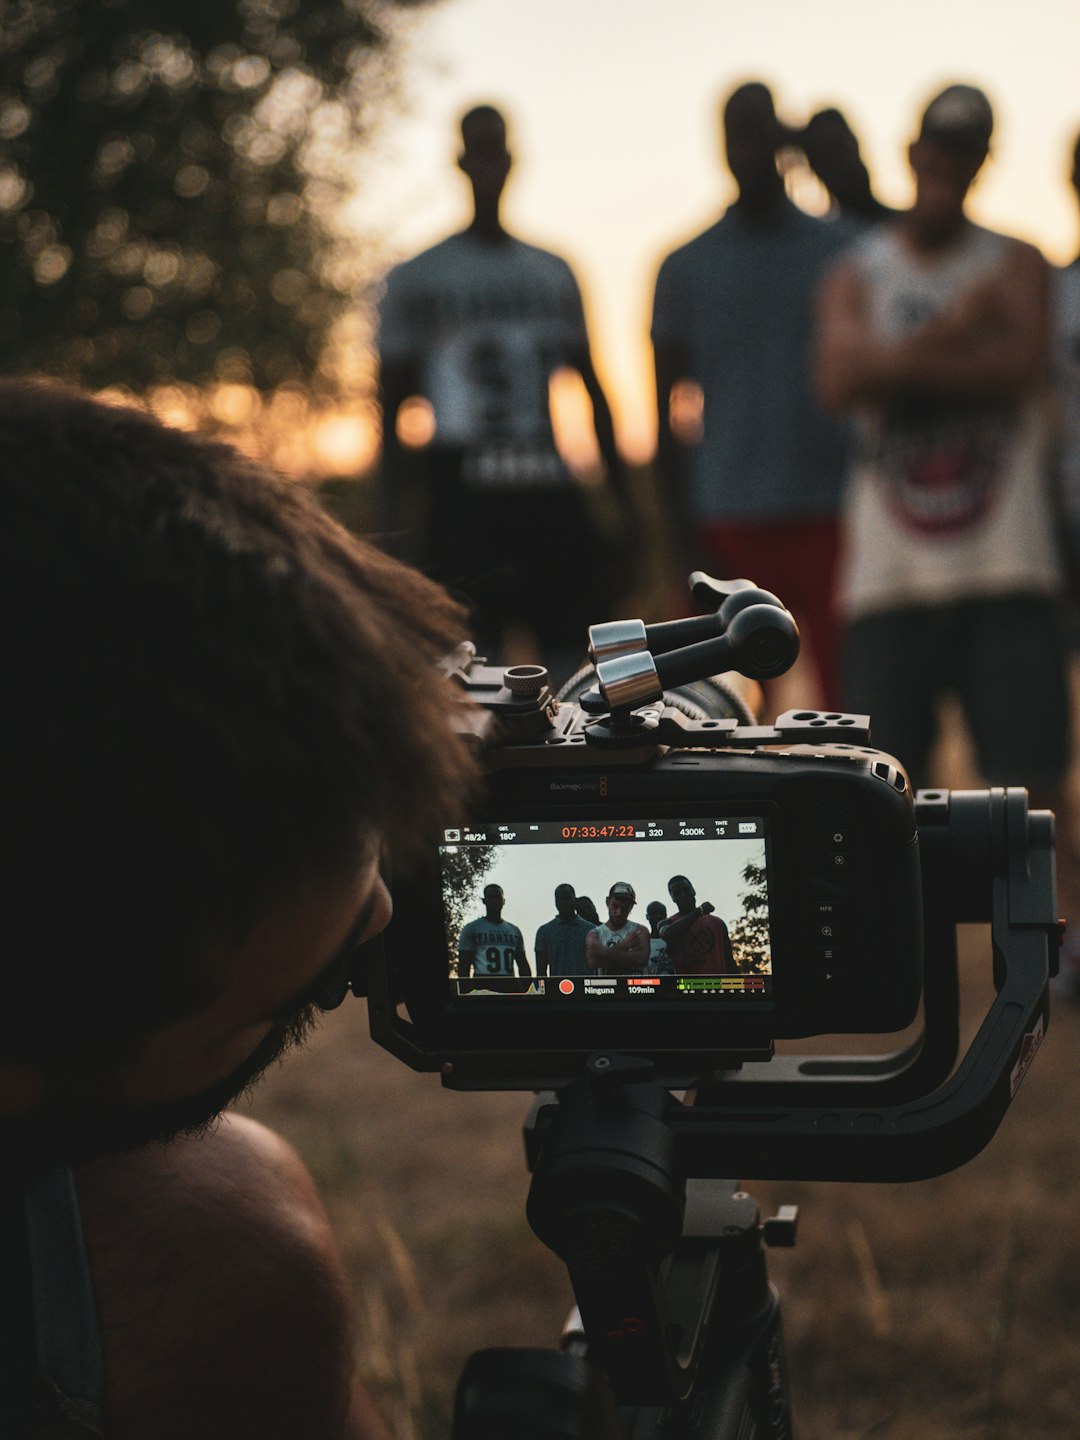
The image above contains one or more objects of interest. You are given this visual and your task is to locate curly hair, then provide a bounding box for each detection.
[0,379,478,1064]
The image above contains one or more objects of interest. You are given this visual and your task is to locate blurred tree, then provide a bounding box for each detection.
[0,0,434,394]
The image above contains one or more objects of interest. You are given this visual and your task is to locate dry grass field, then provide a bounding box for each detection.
[240,691,1080,1440]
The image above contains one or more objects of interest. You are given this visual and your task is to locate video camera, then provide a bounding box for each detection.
[357,574,1059,1427]
[363,573,1058,1184]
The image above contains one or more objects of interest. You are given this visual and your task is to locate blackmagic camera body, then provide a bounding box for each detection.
[367,576,927,1091]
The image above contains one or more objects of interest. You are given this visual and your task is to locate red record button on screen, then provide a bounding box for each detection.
[559,979,575,994]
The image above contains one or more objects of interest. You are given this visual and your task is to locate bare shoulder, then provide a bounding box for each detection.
[76,1114,386,1440]
[1001,235,1050,292]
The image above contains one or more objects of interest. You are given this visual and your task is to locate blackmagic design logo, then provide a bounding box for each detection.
[1010,1014,1045,1097]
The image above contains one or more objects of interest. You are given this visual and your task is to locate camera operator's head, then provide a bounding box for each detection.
[605,881,636,929]
[0,379,477,1167]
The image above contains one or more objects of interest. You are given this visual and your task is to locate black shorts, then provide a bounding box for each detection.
[422,450,613,656]
[843,594,1071,792]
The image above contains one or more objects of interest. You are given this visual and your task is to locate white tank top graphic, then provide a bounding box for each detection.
[840,223,1061,618]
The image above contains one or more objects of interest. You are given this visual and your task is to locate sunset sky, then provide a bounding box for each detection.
[355,0,1080,462]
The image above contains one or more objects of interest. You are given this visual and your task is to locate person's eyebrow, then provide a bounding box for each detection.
[262,892,380,1023]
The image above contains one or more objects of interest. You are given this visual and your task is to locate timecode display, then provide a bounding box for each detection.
[559,824,636,839]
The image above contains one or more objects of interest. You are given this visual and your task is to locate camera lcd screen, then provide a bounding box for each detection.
[439,817,772,1004]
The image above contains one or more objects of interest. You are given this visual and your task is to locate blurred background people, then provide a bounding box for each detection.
[798,107,897,224]
[816,84,1079,942]
[1056,128,1080,583]
[376,104,632,688]
[651,81,855,706]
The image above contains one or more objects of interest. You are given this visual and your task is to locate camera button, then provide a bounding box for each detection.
[812,900,842,942]
[814,946,846,982]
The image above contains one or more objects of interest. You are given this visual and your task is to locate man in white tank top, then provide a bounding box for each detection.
[816,84,1079,961]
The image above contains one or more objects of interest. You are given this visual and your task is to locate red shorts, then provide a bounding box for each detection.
[695,516,841,707]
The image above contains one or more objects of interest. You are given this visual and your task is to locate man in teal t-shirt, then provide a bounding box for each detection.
[535,883,594,978]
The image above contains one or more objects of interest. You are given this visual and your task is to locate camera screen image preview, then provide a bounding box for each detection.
[440,817,772,1002]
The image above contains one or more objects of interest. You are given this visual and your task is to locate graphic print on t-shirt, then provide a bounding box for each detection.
[873,385,1017,537]
[458,918,524,976]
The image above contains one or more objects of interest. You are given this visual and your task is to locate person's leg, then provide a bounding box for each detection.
[843,607,952,785]
[520,490,606,690]
[956,596,1072,797]
[696,517,841,705]
[956,595,1080,987]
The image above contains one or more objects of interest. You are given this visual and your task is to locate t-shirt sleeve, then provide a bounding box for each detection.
[555,260,589,352]
[650,251,686,346]
[376,264,422,365]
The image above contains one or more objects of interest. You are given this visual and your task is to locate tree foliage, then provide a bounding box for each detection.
[440,843,498,977]
[0,0,432,393]
[729,858,770,976]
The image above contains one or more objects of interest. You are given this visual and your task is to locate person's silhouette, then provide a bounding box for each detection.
[652,81,855,704]
[799,107,895,223]
[377,105,633,686]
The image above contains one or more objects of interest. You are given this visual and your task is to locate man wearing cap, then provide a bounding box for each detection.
[817,86,1071,831]
[584,882,651,976]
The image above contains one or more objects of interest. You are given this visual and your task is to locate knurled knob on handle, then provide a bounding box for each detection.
[504,665,549,698]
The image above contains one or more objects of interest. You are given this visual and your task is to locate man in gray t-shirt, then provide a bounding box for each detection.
[535,883,594,978]
[651,81,854,704]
